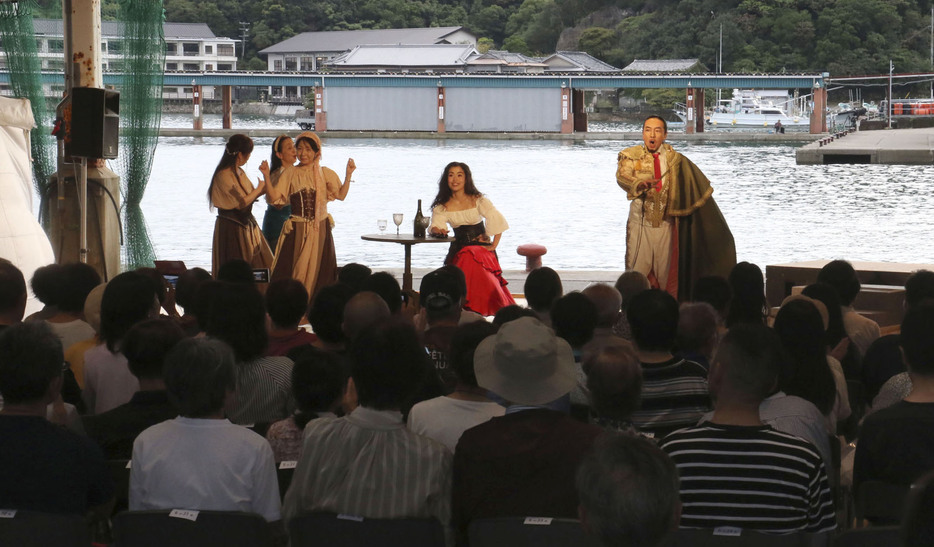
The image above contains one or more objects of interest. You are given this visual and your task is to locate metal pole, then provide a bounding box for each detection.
[888,60,893,129]
[718,24,723,104]
[930,6,933,99]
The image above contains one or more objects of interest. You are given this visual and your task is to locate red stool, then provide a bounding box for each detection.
[517,244,547,272]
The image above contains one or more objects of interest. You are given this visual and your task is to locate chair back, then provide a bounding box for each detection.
[902,470,934,547]
[108,459,132,515]
[0,509,90,547]
[854,480,909,524]
[468,517,601,547]
[832,526,900,547]
[112,509,271,547]
[673,528,827,547]
[288,512,445,547]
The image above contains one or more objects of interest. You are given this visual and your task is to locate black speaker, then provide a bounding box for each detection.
[68,87,120,159]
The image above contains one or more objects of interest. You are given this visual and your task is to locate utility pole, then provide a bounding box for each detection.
[888,60,894,129]
[239,21,250,59]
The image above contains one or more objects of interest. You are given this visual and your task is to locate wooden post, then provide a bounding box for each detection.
[560,87,573,134]
[222,85,232,129]
[809,85,827,134]
[685,88,696,134]
[437,86,445,133]
[314,86,326,132]
[694,88,705,133]
[192,84,202,130]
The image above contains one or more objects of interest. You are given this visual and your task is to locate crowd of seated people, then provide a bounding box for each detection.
[5,256,934,546]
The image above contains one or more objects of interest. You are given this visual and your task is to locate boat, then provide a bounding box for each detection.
[704,89,810,128]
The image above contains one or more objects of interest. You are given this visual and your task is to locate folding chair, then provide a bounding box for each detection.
[288,511,445,547]
[902,470,934,547]
[112,509,272,547]
[468,516,601,547]
[0,509,90,547]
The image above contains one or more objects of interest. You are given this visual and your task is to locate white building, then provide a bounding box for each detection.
[0,19,237,100]
[259,26,476,101]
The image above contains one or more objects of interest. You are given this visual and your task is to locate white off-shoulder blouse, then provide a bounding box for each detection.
[430,196,509,235]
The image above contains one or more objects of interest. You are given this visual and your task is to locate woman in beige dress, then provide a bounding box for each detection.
[263,132,354,297]
[208,134,272,275]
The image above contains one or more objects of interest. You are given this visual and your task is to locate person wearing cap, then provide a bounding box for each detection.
[264,131,355,298]
[452,316,604,544]
[420,267,468,392]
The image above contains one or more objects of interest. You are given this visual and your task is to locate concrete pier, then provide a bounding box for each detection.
[796,127,934,165]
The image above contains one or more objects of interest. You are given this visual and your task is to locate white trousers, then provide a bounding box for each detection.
[626,200,673,291]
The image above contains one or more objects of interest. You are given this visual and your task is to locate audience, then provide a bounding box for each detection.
[342,290,392,342]
[419,267,466,392]
[265,351,345,462]
[25,263,63,321]
[408,321,504,452]
[64,282,106,390]
[523,266,562,327]
[42,262,100,352]
[491,304,536,326]
[265,278,317,357]
[581,283,631,359]
[726,261,768,327]
[585,343,643,435]
[854,302,934,492]
[453,316,603,543]
[691,275,731,331]
[551,292,598,414]
[863,269,934,407]
[297,282,354,355]
[360,271,404,315]
[205,282,294,426]
[0,258,26,331]
[216,258,256,284]
[627,289,710,437]
[0,321,113,515]
[337,262,372,293]
[83,318,185,460]
[612,270,650,340]
[817,259,880,358]
[129,337,281,525]
[83,271,159,414]
[773,298,843,432]
[282,318,452,533]
[173,267,212,336]
[577,434,680,547]
[674,302,719,371]
[659,323,836,534]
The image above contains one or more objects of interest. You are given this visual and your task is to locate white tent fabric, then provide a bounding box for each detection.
[0,96,56,317]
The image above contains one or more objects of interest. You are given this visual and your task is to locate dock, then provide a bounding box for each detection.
[795,126,934,165]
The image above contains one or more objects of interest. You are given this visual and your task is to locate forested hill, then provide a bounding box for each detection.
[34,0,934,75]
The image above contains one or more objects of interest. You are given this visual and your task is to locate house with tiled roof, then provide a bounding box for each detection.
[621,59,705,72]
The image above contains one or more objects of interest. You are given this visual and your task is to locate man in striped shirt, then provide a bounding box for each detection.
[282,318,452,534]
[659,324,836,534]
[627,289,711,438]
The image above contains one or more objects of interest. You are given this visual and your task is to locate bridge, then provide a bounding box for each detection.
[3,70,830,133]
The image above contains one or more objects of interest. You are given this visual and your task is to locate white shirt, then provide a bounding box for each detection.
[842,306,881,358]
[130,417,281,522]
[82,343,139,415]
[407,396,505,452]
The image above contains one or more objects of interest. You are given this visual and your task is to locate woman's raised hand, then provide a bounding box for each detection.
[255,177,266,194]
[346,158,356,179]
[259,160,270,177]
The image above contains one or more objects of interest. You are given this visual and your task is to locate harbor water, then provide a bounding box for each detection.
[137,114,934,273]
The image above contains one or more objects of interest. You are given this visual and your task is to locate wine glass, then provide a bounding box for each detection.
[377,219,388,233]
[392,213,403,235]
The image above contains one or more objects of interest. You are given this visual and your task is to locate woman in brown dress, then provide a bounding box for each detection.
[208,134,273,275]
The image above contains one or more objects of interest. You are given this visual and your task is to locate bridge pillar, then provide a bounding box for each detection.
[222,86,232,129]
[437,86,446,133]
[314,86,327,132]
[192,84,203,130]
[809,85,827,134]
[693,88,705,133]
[560,87,572,134]
[685,88,701,134]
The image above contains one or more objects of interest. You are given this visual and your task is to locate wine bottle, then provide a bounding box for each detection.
[414,199,426,238]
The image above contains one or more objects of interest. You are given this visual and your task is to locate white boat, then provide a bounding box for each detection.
[706,89,809,128]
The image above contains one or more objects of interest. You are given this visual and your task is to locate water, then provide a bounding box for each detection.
[130,115,934,273]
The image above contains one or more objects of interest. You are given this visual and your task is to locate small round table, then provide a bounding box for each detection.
[360,233,453,293]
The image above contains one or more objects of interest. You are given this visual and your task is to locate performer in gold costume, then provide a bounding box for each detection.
[616,116,736,300]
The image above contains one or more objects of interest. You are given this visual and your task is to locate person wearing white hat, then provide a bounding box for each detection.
[452,316,604,544]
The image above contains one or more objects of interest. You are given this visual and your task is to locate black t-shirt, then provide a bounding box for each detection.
[0,415,113,513]
[854,400,934,491]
